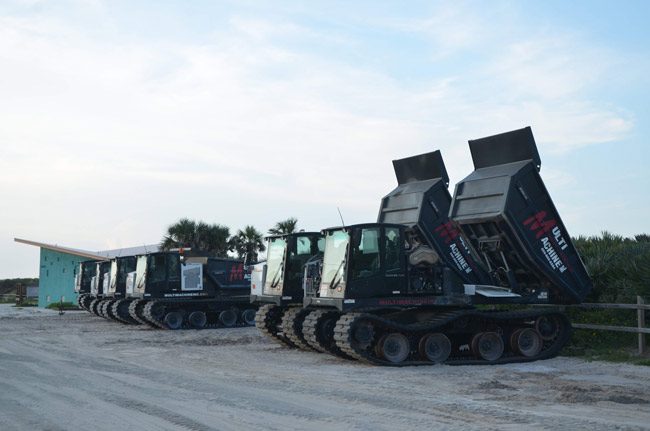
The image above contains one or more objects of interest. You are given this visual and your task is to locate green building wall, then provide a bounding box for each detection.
[38,248,86,308]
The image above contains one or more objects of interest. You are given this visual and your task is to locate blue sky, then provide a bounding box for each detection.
[0,0,648,277]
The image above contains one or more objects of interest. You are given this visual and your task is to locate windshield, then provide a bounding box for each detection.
[117,257,136,284]
[318,230,350,296]
[263,238,287,294]
[81,263,95,284]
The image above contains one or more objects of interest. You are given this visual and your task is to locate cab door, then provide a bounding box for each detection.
[166,253,181,292]
[146,254,169,296]
[383,227,407,295]
[346,227,386,298]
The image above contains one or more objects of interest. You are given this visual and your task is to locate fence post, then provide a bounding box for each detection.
[639,296,646,355]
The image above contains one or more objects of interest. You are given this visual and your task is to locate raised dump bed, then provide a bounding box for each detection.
[449,127,592,304]
[378,150,490,285]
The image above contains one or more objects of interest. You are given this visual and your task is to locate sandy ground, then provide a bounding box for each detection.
[0,304,649,431]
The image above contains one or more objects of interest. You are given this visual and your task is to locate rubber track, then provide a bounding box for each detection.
[89,298,102,317]
[302,309,353,359]
[111,299,139,324]
[255,304,296,347]
[98,300,110,318]
[83,295,94,311]
[122,299,255,330]
[100,300,115,320]
[142,301,167,329]
[103,299,123,323]
[82,295,93,311]
[78,294,91,311]
[102,300,113,318]
[128,299,150,325]
[333,308,571,367]
[281,307,317,351]
[76,294,85,310]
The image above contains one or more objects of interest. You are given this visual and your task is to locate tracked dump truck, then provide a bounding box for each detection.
[252,232,324,349]
[75,260,99,311]
[295,127,591,366]
[123,250,257,329]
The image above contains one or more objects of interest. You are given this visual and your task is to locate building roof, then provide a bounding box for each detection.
[14,238,160,261]
[94,244,160,259]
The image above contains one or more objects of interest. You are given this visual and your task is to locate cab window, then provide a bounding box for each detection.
[350,228,381,279]
[148,255,167,283]
[384,227,401,272]
[168,254,180,282]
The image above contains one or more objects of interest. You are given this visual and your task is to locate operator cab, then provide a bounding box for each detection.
[90,261,111,296]
[307,222,470,310]
[261,232,324,300]
[107,256,137,297]
[316,223,409,300]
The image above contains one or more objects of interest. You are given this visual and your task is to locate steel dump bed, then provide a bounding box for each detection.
[449,127,592,303]
[378,150,490,284]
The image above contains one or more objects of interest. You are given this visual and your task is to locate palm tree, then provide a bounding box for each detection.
[194,221,231,257]
[268,217,298,235]
[230,225,266,264]
[161,218,231,257]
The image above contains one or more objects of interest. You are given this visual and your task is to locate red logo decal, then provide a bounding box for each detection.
[434,221,460,244]
[523,211,557,239]
[229,263,244,281]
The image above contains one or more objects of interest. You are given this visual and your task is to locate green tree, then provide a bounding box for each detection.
[574,231,650,302]
[230,225,266,264]
[268,217,298,235]
[161,218,231,257]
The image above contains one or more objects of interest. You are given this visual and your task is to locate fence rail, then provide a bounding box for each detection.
[553,296,647,355]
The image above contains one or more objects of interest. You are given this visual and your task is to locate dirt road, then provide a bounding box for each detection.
[0,305,649,430]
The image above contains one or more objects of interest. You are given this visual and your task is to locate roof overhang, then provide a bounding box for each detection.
[14,238,109,261]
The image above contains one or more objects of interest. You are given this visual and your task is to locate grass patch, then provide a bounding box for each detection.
[13,302,37,307]
[564,343,650,366]
[45,302,80,310]
[563,308,649,366]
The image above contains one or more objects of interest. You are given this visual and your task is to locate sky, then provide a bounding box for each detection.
[0,0,648,278]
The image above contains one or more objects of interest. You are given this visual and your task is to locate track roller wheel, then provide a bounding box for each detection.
[375,333,410,364]
[510,328,543,357]
[241,309,256,326]
[472,332,504,361]
[188,311,207,329]
[418,333,451,363]
[164,311,183,330]
[219,309,238,327]
[535,315,560,340]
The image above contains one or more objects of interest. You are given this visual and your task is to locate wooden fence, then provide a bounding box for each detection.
[555,296,648,355]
